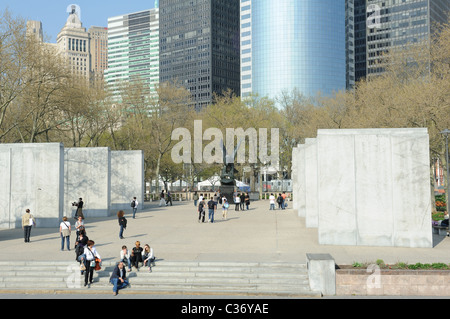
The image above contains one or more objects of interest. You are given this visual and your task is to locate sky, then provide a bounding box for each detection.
[2,0,157,43]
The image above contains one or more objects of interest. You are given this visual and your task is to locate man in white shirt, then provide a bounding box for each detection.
[269,193,276,210]
[131,197,139,219]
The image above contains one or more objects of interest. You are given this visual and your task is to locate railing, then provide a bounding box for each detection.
[145,192,292,202]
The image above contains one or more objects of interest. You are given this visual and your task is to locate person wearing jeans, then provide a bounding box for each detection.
[110,261,129,296]
[120,245,132,272]
[131,197,138,219]
[269,193,276,210]
[118,210,127,239]
[59,217,71,251]
[207,197,216,223]
[22,209,36,243]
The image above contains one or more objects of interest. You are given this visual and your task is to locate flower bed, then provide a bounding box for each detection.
[336,261,450,296]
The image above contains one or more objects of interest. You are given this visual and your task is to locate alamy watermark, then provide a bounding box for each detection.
[366,264,382,289]
[367,4,381,29]
[65,264,82,289]
[171,120,279,166]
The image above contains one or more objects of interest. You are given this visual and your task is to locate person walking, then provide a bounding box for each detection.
[234,194,240,211]
[277,194,283,209]
[75,230,88,270]
[110,261,129,296]
[117,210,127,239]
[222,198,229,220]
[193,191,199,207]
[74,216,85,243]
[131,197,138,219]
[59,216,71,251]
[22,209,36,243]
[240,193,245,210]
[166,192,173,206]
[83,240,101,287]
[281,192,287,209]
[207,197,217,223]
[198,198,206,223]
[159,190,165,207]
[244,193,250,210]
[269,193,276,210]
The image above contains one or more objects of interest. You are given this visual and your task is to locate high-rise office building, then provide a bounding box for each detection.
[241,0,347,100]
[105,8,160,99]
[354,0,367,83]
[346,0,356,89]
[362,0,450,78]
[26,20,44,42]
[56,5,91,81]
[159,0,241,110]
[89,26,108,86]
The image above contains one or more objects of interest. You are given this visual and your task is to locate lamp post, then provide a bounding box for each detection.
[440,129,450,218]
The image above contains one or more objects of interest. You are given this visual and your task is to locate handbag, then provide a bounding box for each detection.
[94,257,101,271]
[62,222,71,237]
[87,247,100,270]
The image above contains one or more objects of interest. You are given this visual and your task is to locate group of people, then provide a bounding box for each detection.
[194,191,252,223]
[51,195,144,295]
[194,192,230,223]
[68,211,155,295]
[159,190,173,207]
[22,207,103,290]
[233,192,251,211]
[120,241,155,272]
[269,192,288,210]
[112,241,156,296]
[20,189,290,295]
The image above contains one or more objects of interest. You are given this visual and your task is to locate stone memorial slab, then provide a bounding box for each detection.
[316,128,432,248]
[0,143,64,228]
[64,147,111,218]
[111,150,145,211]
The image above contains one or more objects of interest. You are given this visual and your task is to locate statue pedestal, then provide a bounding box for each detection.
[220,184,235,205]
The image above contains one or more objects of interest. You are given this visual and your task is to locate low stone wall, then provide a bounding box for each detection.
[336,269,450,296]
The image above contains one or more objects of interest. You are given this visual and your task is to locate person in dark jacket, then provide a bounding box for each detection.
[110,261,129,296]
[240,193,245,210]
[117,210,127,239]
[130,241,143,271]
[75,230,89,263]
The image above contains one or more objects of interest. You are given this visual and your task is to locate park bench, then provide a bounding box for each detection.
[432,225,449,236]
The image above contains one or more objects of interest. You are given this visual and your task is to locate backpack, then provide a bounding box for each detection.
[224,202,229,209]
[131,200,136,208]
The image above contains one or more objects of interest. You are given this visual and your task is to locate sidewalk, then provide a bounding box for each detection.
[1,200,450,266]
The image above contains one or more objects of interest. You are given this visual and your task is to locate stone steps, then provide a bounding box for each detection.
[0,260,321,297]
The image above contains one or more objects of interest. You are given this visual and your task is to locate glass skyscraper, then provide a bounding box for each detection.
[105,8,160,99]
[159,0,241,111]
[241,0,347,100]
[364,0,450,78]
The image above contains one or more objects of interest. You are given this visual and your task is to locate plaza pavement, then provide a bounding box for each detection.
[1,200,450,266]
